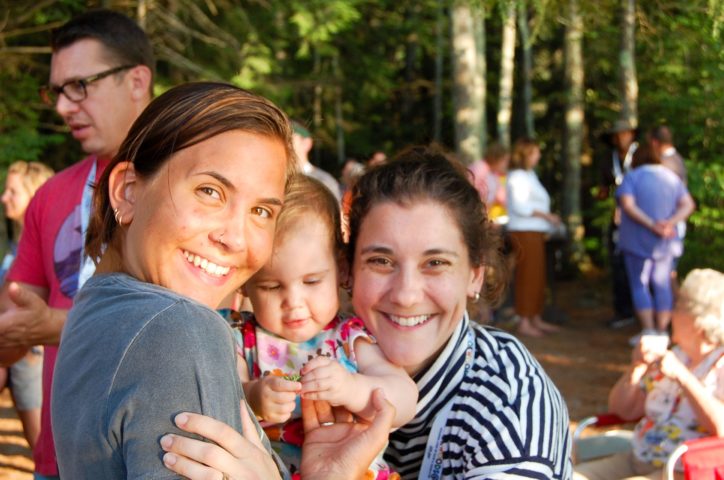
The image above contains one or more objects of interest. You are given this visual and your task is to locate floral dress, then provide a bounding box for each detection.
[632,346,724,469]
[220,310,397,479]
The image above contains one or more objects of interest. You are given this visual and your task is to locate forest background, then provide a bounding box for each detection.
[0,0,721,276]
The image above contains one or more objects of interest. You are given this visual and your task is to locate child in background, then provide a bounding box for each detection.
[221,175,417,477]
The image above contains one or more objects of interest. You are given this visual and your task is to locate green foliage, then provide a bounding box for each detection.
[678,159,724,275]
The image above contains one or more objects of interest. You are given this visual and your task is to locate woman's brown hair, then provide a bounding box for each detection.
[510,137,539,170]
[347,145,507,306]
[86,82,295,263]
[631,144,661,169]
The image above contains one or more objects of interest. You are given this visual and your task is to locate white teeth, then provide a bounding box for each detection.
[183,250,231,277]
[388,314,431,327]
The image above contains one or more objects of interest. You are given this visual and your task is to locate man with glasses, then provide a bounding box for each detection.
[0,9,153,480]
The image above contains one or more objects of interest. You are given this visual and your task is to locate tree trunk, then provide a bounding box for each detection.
[517,1,534,138]
[619,0,638,126]
[333,54,345,166]
[433,0,445,143]
[313,46,323,166]
[474,3,487,152]
[564,0,585,264]
[450,0,484,165]
[496,0,516,148]
[137,0,148,30]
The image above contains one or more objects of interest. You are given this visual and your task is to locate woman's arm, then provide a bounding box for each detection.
[608,343,651,421]
[350,339,418,426]
[660,352,724,436]
[619,194,657,232]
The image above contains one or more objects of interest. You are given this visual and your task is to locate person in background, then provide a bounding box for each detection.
[600,119,639,330]
[0,161,54,450]
[616,145,695,344]
[0,10,154,479]
[291,121,341,201]
[162,146,573,479]
[574,268,724,480]
[367,150,387,167]
[648,125,686,184]
[506,138,563,337]
[468,142,510,224]
[648,125,688,294]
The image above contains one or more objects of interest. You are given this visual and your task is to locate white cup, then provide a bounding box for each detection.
[640,333,670,363]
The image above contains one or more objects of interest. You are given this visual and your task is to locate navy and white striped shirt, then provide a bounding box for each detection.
[385,315,572,479]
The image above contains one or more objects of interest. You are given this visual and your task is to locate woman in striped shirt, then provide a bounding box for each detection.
[164,146,573,479]
[346,146,572,479]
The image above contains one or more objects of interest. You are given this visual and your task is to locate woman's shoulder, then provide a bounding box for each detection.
[469,323,550,380]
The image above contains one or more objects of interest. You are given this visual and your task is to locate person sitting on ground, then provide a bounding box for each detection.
[616,145,694,344]
[506,137,563,337]
[221,174,417,477]
[574,268,724,480]
[0,161,54,450]
[162,145,573,479]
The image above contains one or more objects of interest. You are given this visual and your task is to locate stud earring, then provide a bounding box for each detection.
[473,291,480,303]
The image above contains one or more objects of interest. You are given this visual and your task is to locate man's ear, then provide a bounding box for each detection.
[127,64,152,102]
[108,161,138,225]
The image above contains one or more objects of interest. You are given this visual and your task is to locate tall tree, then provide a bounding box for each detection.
[563,0,585,263]
[433,0,445,143]
[517,0,534,138]
[451,0,484,164]
[619,0,638,125]
[474,2,487,151]
[496,0,517,148]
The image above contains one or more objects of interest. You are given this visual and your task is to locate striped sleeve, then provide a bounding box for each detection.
[447,327,572,479]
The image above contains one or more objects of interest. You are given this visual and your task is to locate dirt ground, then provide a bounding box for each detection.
[0,275,636,479]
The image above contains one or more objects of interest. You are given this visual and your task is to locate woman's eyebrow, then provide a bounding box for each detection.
[195,171,235,190]
[360,245,393,255]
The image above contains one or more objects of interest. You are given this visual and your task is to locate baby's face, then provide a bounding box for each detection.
[244,216,340,343]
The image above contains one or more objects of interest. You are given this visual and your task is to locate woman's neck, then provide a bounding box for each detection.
[686,341,718,367]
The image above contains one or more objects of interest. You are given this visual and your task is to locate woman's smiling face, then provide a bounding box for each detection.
[351,200,484,375]
[122,130,287,308]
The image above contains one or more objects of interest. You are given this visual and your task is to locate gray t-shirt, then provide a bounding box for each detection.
[52,273,260,478]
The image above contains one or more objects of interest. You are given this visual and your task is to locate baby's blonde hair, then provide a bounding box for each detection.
[274,175,342,257]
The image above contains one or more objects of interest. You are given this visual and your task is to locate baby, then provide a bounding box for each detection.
[221,175,417,477]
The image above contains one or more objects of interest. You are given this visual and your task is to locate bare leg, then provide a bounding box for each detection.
[16,408,41,450]
[636,309,655,331]
[655,310,671,333]
[532,315,561,333]
[517,317,544,337]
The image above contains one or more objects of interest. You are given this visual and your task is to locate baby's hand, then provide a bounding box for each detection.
[251,375,301,424]
[300,356,354,406]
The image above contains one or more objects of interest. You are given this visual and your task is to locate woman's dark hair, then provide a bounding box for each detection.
[347,145,507,305]
[86,81,295,262]
[631,144,661,169]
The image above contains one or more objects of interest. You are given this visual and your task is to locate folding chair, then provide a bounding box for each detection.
[574,413,724,479]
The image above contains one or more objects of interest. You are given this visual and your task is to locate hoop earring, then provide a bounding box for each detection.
[113,208,123,225]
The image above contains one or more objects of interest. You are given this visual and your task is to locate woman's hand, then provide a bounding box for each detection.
[659,350,688,382]
[300,356,355,405]
[300,388,395,479]
[160,402,281,480]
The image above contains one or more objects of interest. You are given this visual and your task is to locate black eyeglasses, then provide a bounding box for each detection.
[39,65,136,105]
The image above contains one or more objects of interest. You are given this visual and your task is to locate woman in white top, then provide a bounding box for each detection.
[506,138,562,336]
